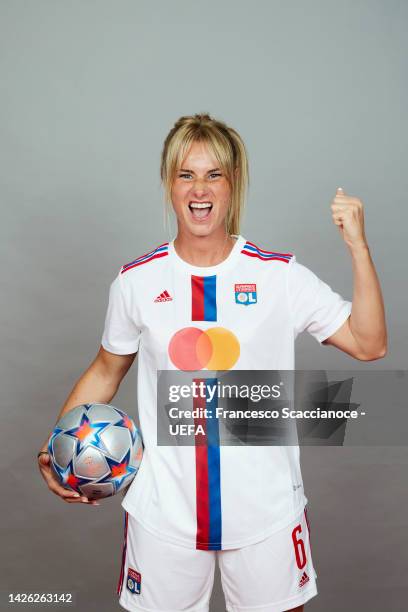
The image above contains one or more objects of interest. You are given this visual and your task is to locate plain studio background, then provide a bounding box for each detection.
[1,1,407,610]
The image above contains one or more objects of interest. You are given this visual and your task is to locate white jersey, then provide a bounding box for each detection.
[101,234,351,550]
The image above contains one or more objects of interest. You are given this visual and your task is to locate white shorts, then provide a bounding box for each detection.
[117,508,317,612]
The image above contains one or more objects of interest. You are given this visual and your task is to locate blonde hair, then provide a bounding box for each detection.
[160,113,249,236]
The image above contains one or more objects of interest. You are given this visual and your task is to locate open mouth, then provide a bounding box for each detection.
[188,201,213,221]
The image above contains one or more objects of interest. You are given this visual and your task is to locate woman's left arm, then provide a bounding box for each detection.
[323,187,387,361]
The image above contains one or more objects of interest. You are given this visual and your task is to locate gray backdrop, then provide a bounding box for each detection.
[1,1,407,610]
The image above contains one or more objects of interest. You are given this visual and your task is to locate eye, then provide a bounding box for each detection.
[177,172,222,180]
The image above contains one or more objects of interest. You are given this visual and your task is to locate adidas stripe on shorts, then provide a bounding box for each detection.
[117,507,318,612]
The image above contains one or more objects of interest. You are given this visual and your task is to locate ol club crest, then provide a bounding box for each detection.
[235,283,257,306]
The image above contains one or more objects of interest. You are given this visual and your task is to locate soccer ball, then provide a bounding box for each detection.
[47,403,143,500]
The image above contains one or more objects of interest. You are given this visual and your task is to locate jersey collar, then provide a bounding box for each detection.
[168,234,246,275]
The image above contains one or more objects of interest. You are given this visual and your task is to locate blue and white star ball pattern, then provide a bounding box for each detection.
[47,403,143,500]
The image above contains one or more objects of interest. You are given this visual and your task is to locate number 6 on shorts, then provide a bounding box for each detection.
[292,524,307,569]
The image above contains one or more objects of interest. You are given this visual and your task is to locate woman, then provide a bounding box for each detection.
[38,113,387,612]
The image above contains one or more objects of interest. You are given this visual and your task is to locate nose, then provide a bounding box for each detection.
[191,178,210,197]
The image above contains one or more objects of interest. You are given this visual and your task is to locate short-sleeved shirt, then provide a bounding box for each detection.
[101,235,351,550]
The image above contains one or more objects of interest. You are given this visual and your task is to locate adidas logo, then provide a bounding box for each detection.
[299,571,310,588]
[154,290,173,302]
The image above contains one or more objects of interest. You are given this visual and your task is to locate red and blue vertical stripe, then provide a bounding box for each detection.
[191,276,222,549]
[194,378,222,550]
[191,275,217,321]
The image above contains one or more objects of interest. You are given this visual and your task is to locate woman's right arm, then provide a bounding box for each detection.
[37,345,137,505]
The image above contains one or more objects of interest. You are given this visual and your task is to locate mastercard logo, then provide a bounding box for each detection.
[168,327,240,371]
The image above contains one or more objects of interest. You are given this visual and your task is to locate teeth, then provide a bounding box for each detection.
[189,202,212,209]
